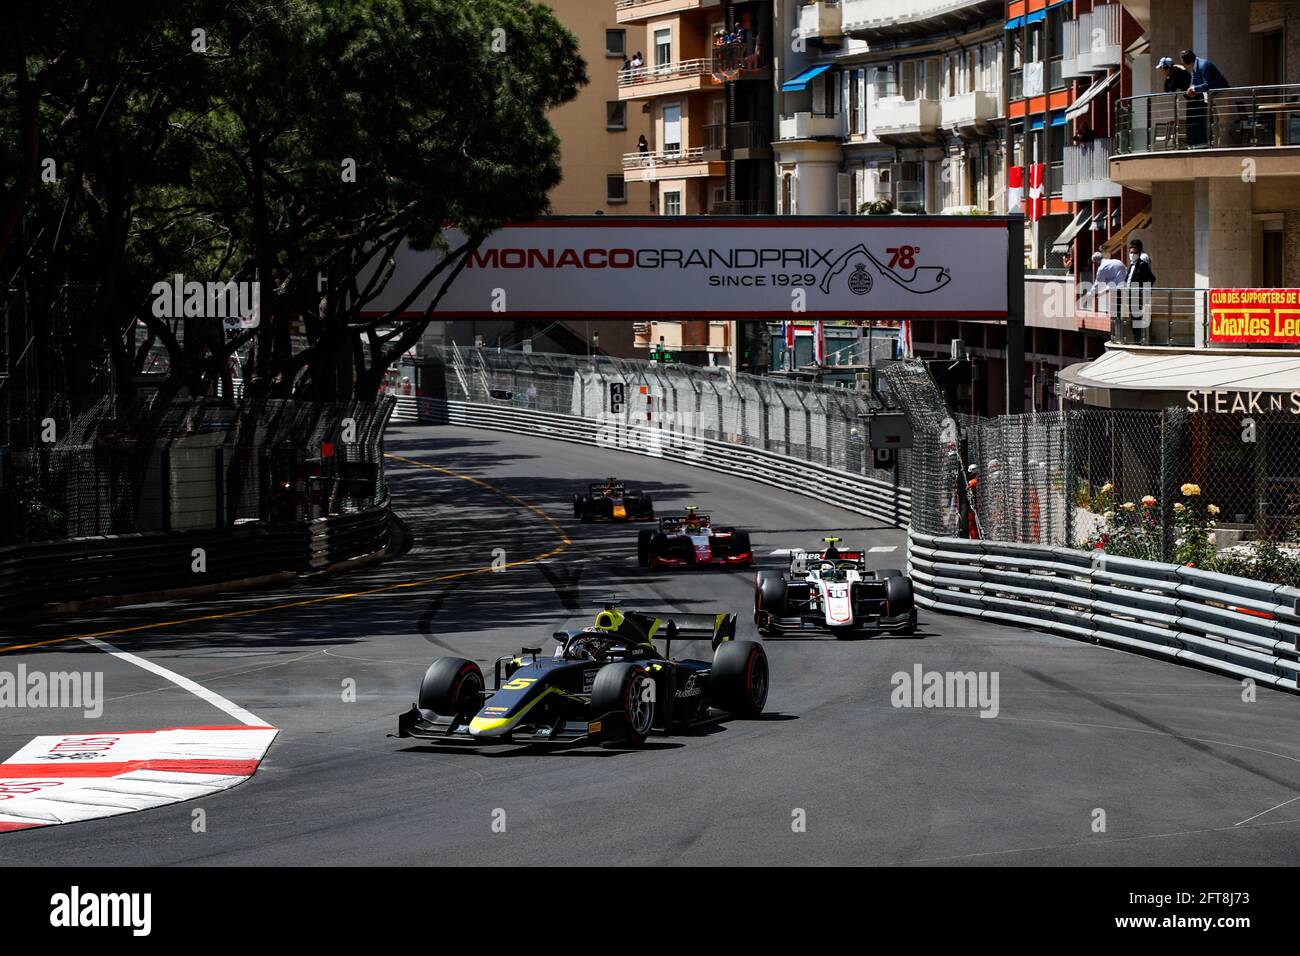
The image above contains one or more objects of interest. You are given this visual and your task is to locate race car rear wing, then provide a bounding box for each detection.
[659,513,712,532]
[624,609,737,654]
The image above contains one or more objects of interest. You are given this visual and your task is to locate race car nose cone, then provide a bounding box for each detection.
[468,715,511,737]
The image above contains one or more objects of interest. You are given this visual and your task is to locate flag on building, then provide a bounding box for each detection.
[900,319,913,359]
[1026,163,1046,222]
[812,321,826,365]
[1007,165,1024,213]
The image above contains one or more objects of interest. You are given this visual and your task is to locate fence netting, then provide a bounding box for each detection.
[421,345,908,485]
[1,395,394,544]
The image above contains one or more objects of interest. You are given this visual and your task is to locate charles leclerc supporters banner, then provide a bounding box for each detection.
[359,217,1012,320]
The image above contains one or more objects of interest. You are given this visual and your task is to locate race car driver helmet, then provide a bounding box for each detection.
[683,505,702,533]
[822,536,841,560]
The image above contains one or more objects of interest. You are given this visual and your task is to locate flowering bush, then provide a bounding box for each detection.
[1085,494,1162,561]
[1173,487,1217,567]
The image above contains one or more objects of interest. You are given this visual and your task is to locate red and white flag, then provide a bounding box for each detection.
[1026,163,1046,222]
[784,320,795,349]
[813,322,826,365]
[899,320,913,359]
[1007,165,1024,213]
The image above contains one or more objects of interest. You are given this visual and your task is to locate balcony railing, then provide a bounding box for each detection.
[728,121,772,151]
[872,96,941,139]
[1115,84,1300,155]
[1063,137,1122,201]
[622,147,708,170]
[778,111,841,140]
[1048,161,1064,199]
[941,90,1000,133]
[710,199,775,215]
[702,124,725,152]
[799,0,842,39]
[712,38,768,77]
[618,58,713,89]
[1107,288,1208,348]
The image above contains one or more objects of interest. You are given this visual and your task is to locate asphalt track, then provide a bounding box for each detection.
[2,424,1299,866]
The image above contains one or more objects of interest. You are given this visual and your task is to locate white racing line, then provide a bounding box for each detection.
[80,636,266,726]
[0,637,275,834]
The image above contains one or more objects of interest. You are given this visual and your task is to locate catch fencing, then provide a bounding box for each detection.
[402,345,912,527]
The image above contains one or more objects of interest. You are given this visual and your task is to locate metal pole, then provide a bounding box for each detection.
[1006,216,1026,414]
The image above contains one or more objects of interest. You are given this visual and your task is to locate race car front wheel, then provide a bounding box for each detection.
[418,658,484,719]
[712,641,768,718]
[591,663,655,746]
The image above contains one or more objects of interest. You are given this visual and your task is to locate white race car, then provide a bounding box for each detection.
[754,538,917,637]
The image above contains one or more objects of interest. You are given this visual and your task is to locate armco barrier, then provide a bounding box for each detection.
[908,530,1300,692]
[0,498,393,616]
[394,397,910,528]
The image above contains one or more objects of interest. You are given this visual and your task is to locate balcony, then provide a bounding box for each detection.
[940,90,1000,138]
[622,147,725,183]
[778,111,841,140]
[871,96,941,144]
[727,121,773,159]
[1108,289,1206,348]
[618,58,718,101]
[615,0,721,25]
[1077,5,1122,73]
[710,199,775,215]
[702,123,725,159]
[798,1,842,41]
[1062,137,1122,202]
[841,0,1001,38]
[1113,85,1300,182]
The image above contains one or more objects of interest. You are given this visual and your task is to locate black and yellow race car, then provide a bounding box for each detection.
[397,606,768,748]
[574,478,654,522]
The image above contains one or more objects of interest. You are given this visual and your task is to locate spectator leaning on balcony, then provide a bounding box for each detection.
[1181,49,1230,147]
[1157,56,1191,94]
[1089,250,1127,311]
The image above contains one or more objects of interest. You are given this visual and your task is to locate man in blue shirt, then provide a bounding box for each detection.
[1180,49,1230,147]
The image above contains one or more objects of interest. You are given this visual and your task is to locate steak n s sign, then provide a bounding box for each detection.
[1208,288,1300,344]
[360,217,1012,319]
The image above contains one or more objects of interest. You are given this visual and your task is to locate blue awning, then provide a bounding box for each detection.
[1050,111,1066,126]
[781,63,833,92]
[1031,117,1044,130]
[1005,15,1024,29]
[1026,8,1047,23]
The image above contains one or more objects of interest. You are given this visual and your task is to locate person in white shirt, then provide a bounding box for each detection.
[1088,251,1127,312]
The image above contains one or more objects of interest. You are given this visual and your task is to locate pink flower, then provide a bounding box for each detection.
[1142,495,1157,508]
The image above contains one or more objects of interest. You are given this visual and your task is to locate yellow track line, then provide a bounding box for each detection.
[0,454,571,655]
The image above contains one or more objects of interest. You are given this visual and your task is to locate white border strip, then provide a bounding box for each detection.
[81,637,267,727]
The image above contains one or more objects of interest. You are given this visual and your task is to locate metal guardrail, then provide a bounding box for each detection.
[393,397,911,528]
[1116,84,1300,155]
[0,498,392,615]
[909,530,1300,691]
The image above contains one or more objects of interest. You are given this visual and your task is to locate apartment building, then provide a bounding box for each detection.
[616,0,776,215]
[1058,0,1300,411]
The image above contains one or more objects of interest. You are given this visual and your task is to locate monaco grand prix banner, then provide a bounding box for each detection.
[360,217,1012,320]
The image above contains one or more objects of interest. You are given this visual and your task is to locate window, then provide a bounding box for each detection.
[662,190,683,216]
[848,71,860,132]
[662,103,681,154]
[655,28,672,69]
[606,101,627,130]
[607,176,627,204]
[606,29,626,58]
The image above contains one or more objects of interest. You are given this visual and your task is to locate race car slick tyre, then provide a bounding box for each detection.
[754,571,786,632]
[638,493,654,518]
[711,641,768,718]
[729,530,752,565]
[573,494,584,519]
[591,663,655,746]
[884,575,914,618]
[418,658,484,718]
[637,529,654,567]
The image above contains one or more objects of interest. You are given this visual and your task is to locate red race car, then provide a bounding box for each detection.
[637,506,753,571]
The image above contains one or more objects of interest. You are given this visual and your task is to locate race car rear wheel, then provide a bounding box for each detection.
[884,575,914,622]
[711,641,768,718]
[573,494,584,519]
[754,571,786,633]
[729,530,752,564]
[637,529,654,567]
[418,658,484,719]
[590,663,655,746]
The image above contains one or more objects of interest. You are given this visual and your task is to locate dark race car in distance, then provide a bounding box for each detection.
[637,506,753,570]
[574,478,654,522]
[397,605,768,748]
[755,538,917,637]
